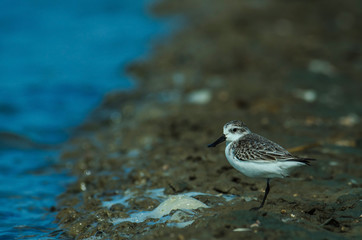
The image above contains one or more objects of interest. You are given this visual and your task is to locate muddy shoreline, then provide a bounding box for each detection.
[55,1,361,239]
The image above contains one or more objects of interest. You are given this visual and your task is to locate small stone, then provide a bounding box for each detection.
[187,90,211,104]
[56,207,80,224]
[165,180,191,194]
[250,220,260,228]
[80,182,87,191]
[294,89,317,103]
[110,203,124,211]
[233,228,251,232]
[339,114,359,127]
[213,184,232,194]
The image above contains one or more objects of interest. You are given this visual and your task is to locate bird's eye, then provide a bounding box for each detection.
[232,128,237,132]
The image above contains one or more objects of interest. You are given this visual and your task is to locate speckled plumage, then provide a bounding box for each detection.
[230,133,295,162]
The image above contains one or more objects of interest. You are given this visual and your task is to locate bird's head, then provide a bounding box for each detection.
[208,120,251,147]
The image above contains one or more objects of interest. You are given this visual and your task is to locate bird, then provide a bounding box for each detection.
[208,120,314,210]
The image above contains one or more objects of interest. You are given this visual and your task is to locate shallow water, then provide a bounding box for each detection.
[0,0,164,238]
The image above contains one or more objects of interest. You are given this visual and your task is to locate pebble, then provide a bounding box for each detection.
[339,113,359,127]
[233,228,251,232]
[187,90,212,104]
[294,89,317,103]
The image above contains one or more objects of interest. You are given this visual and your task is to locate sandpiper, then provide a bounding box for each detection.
[208,120,314,210]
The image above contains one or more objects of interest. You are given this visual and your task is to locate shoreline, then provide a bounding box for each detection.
[55,1,361,239]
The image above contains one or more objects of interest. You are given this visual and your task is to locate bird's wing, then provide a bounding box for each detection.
[232,133,295,162]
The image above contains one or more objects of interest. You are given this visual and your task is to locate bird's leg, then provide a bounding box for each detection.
[250,178,270,211]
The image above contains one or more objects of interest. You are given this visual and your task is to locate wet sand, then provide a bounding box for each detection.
[55,0,361,239]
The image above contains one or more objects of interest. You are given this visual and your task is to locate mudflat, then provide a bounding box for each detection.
[55,1,361,239]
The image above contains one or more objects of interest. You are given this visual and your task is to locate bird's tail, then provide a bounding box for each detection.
[286,158,315,166]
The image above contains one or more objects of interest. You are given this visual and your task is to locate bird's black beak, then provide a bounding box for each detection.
[208,134,226,148]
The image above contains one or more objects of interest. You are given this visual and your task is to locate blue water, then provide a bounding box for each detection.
[0,0,165,238]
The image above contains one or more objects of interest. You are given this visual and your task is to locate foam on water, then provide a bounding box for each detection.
[103,188,238,229]
[112,195,209,225]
